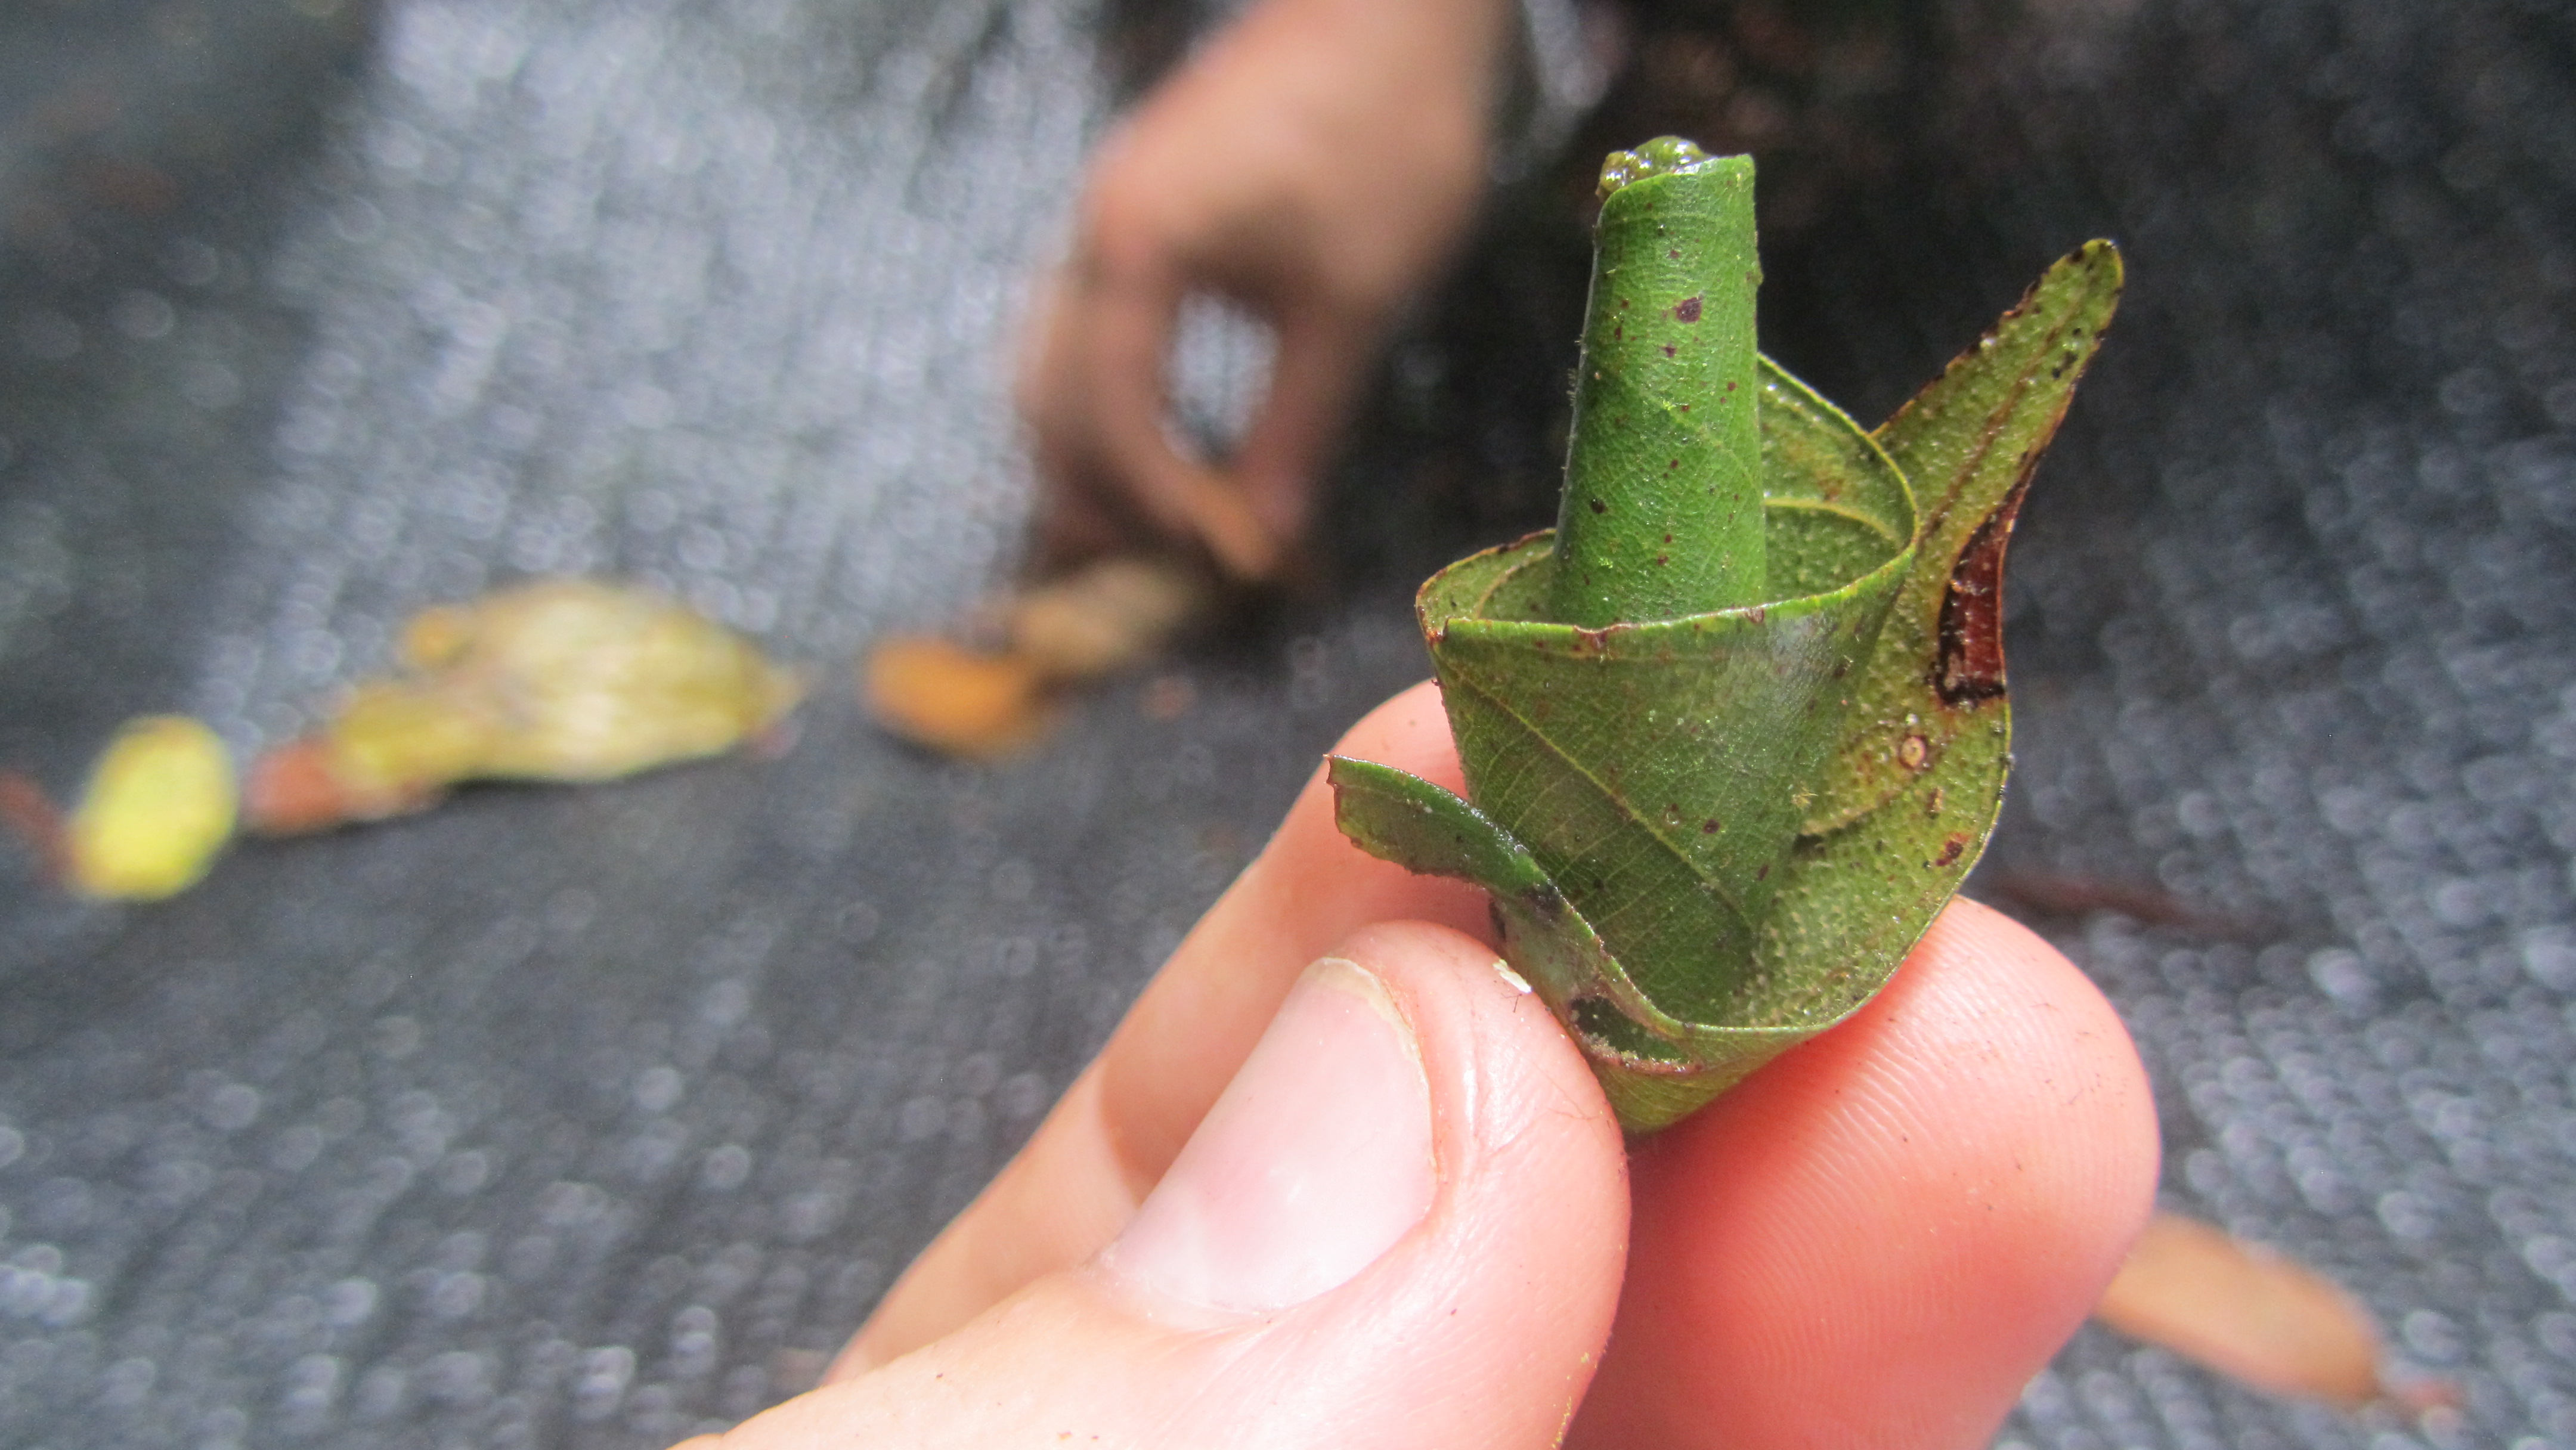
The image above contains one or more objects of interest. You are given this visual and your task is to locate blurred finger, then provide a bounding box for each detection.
[1026,241,1281,583]
[1234,298,1380,546]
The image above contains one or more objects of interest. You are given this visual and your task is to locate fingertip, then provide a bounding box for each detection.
[1578,897,2157,1450]
[1320,677,1466,789]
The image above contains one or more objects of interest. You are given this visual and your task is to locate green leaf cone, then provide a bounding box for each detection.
[1330,142,2123,1132]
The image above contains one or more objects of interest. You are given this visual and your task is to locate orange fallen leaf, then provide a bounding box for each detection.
[862,555,1215,760]
[862,637,1055,760]
[2095,1212,2383,1409]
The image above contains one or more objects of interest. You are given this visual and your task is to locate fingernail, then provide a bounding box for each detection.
[1103,956,1435,1315]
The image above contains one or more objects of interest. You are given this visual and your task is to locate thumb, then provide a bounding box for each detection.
[701,922,1627,1449]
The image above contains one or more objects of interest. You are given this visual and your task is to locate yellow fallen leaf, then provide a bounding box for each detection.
[64,716,236,900]
[2094,1212,2383,1409]
[246,580,801,834]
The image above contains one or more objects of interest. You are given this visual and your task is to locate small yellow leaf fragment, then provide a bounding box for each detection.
[66,716,237,900]
[2094,1212,2383,1409]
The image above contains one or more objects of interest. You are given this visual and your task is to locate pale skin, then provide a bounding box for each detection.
[679,681,2161,1448]
[1020,0,1515,580]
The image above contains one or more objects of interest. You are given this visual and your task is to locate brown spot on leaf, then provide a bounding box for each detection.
[1934,467,2036,707]
[1931,833,1969,868]
[1897,733,1930,770]
[1662,344,1676,358]
[1675,295,1702,323]
[1588,497,1606,514]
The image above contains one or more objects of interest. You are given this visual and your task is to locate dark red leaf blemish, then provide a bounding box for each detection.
[1588,498,1606,515]
[1934,466,2038,707]
[1676,295,1702,323]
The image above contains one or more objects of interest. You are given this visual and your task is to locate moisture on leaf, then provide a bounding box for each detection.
[1329,140,2122,1131]
[246,580,801,834]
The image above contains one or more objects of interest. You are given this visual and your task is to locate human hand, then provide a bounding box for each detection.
[680,681,2159,1448]
[1021,0,1513,583]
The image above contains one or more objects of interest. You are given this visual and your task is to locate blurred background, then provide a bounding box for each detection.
[2,0,2574,1445]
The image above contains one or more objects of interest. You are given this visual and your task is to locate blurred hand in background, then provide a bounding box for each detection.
[1020,0,1515,582]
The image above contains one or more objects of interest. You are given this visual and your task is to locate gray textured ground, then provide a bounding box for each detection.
[0,1,2572,1446]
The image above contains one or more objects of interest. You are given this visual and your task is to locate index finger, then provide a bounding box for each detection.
[1025,247,1283,583]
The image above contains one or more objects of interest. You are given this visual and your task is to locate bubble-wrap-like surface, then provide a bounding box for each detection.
[1,0,2574,1446]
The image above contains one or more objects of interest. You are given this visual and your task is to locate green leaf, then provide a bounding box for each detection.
[1329,141,2122,1132]
[1325,755,1549,900]
[1804,240,2127,834]
[1551,141,1766,624]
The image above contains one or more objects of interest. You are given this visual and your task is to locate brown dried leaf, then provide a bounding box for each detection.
[2095,1212,2383,1409]
[862,637,1057,760]
[1007,556,1212,681]
[0,771,71,883]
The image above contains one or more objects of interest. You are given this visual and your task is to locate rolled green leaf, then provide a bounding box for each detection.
[1330,141,2123,1132]
[1550,138,1765,625]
